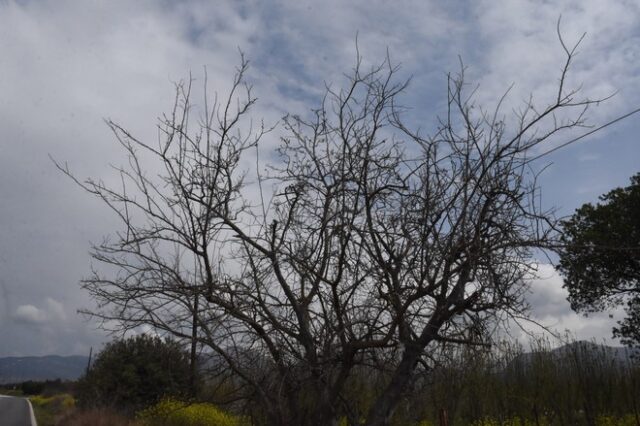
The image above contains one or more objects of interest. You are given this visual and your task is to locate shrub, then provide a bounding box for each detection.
[137,399,245,426]
[77,334,192,413]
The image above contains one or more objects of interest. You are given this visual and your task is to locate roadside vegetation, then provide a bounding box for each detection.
[0,380,76,425]
[76,335,192,414]
[409,338,640,425]
[136,399,246,426]
[5,335,638,425]
[29,393,75,426]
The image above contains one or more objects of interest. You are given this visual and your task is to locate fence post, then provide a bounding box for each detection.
[439,408,449,426]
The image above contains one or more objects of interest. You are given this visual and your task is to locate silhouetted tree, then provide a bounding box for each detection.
[59,32,606,424]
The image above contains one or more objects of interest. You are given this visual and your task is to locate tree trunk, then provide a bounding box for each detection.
[366,314,446,426]
[365,343,425,426]
[189,292,199,396]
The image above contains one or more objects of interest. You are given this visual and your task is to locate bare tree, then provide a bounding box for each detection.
[57,33,603,425]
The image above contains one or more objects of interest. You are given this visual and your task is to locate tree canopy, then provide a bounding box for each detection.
[557,173,640,347]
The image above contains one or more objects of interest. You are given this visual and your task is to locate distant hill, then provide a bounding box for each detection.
[506,341,638,371]
[0,355,89,384]
[550,340,637,364]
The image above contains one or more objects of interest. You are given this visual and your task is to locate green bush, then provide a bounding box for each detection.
[77,334,192,413]
[137,398,245,426]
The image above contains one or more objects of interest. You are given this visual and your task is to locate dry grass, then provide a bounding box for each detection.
[57,408,141,426]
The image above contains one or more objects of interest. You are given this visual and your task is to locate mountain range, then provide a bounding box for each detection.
[0,355,89,384]
[512,340,638,367]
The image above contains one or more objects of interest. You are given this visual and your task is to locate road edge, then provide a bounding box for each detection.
[25,397,38,426]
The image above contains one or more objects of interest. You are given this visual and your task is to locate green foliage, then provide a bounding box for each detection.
[15,378,75,397]
[21,380,45,395]
[77,334,191,413]
[557,173,640,347]
[137,398,246,426]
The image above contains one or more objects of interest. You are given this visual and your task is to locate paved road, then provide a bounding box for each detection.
[0,395,36,426]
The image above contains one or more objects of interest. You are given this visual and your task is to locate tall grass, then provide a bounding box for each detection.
[408,337,640,426]
[195,337,639,425]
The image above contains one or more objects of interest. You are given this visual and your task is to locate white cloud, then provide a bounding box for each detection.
[45,298,67,322]
[520,264,624,346]
[13,305,47,324]
[11,298,67,325]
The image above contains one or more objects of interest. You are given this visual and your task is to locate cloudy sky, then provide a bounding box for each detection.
[0,0,638,357]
